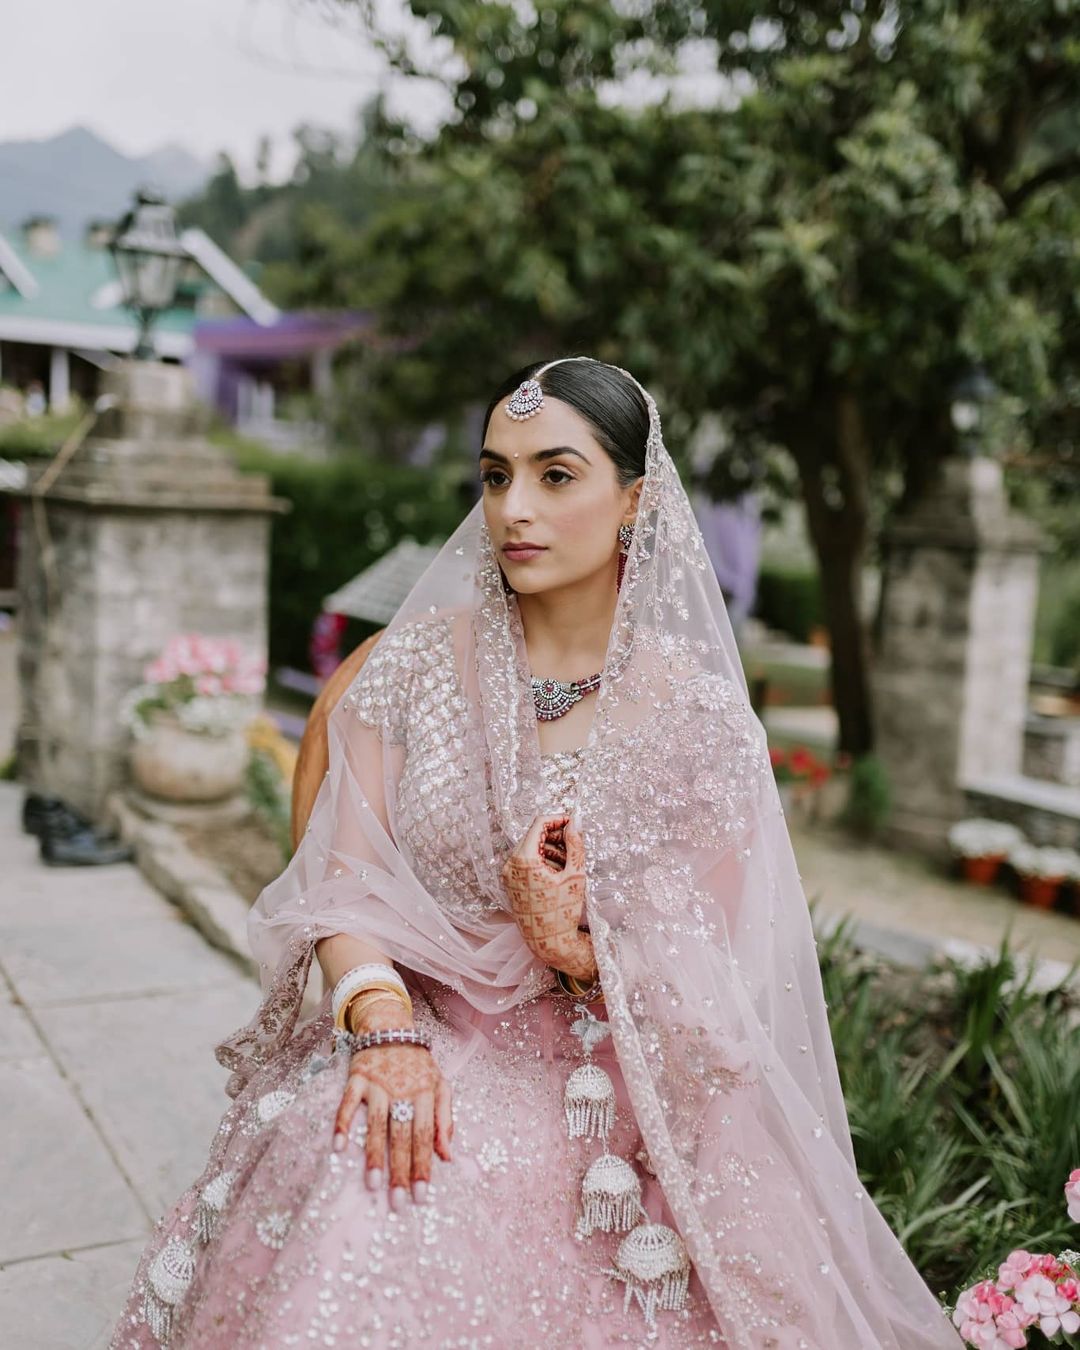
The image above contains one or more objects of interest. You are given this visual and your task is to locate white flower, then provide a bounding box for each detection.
[947,818,1024,859]
[1008,843,1080,881]
[1014,1272,1080,1337]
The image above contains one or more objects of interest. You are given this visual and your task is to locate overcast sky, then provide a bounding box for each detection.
[1,0,451,177]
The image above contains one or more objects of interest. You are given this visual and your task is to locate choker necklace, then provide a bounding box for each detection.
[531,672,602,722]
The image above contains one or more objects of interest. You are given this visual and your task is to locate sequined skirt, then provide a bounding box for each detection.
[108,985,725,1349]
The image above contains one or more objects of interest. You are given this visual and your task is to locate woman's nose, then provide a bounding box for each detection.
[498,475,535,522]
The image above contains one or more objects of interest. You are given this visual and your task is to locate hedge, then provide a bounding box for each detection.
[754,565,824,643]
[226,439,470,671]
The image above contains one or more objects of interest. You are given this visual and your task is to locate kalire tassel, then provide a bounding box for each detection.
[143,1236,196,1344]
[577,1151,643,1237]
[195,1169,236,1245]
[610,1223,692,1329]
[563,1061,617,1140]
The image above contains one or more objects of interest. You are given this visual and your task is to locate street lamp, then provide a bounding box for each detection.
[109,188,188,360]
[949,364,998,457]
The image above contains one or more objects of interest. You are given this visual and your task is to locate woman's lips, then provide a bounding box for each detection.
[502,545,547,561]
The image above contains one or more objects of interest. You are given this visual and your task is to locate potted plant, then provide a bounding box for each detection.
[1007,842,1080,910]
[121,635,266,803]
[947,818,1024,886]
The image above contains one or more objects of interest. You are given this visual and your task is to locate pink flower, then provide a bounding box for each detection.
[1014,1272,1080,1337]
[953,1283,1030,1349]
[1058,1277,1079,1302]
[993,1307,1031,1348]
[998,1252,1037,1292]
[1066,1169,1080,1224]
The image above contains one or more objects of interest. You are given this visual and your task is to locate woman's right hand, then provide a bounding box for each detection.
[332,999,453,1210]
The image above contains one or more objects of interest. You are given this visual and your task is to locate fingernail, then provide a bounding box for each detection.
[366,1168,383,1191]
[390,1186,408,1212]
[333,1133,346,1153]
[412,1181,428,1204]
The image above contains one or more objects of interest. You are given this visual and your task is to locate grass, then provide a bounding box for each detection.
[819,917,1080,1299]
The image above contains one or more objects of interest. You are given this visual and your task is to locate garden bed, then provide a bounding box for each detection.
[176,811,286,904]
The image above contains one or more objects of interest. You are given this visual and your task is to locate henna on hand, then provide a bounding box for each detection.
[333,995,453,1206]
[501,812,598,981]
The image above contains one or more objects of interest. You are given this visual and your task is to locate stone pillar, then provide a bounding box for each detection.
[871,456,1044,855]
[49,347,70,411]
[7,360,286,819]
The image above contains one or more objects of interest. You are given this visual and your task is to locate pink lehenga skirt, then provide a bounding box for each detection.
[109,981,724,1349]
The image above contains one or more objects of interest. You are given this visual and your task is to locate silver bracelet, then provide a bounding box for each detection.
[344,1027,434,1054]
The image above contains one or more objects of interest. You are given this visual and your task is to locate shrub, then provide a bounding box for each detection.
[1048,576,1080,675]
[821,924,1080,1300]
[840,752,892,837]
[224,438,470,670]
[754,565,824,643]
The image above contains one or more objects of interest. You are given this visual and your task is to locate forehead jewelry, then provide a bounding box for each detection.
[506,378,544,420]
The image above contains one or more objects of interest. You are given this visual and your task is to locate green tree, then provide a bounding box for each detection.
[305,3,1080,751]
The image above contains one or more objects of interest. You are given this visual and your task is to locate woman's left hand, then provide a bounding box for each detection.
[501,812,596,979]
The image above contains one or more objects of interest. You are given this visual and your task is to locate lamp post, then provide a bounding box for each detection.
[109,188,188,360]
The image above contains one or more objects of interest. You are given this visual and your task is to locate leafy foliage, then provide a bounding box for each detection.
[313,0,1080,753]
[222,435,469,669]
[821,923,1080,1297]
[184,2,1080,750]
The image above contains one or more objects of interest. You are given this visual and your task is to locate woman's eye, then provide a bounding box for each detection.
[543,468,573,485]
[480,470,509,487]
[480,467,574,487]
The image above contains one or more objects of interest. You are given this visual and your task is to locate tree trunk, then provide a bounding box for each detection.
[792,391,875,758]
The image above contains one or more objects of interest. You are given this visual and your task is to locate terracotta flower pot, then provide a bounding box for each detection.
[1018,874,1063,910]
[962,854,1006,886]
[130,711,248,803]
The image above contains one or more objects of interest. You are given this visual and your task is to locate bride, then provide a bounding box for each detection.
[110,356,961,1348]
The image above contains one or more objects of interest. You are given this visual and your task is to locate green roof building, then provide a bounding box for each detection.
[0,216,278,410]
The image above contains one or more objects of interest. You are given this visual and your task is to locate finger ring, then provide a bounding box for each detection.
[390,1099,415,1123]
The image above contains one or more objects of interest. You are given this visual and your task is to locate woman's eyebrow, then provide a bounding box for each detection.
[478,446,591,465]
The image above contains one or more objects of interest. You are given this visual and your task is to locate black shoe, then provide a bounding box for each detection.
[40,829,135,867]
[23,794,109,842]
[23,793,92,838]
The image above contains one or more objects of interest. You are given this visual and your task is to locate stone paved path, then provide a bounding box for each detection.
[791,818,1080,975]
[0,782,256,1350]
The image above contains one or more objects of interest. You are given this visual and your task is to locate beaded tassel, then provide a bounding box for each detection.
[610,1223,692,1329]
[564,1002,693,1332]
[143,1236,196,1344]
[195,1169,236,1245]
[577,1152,643,1237]
[563,1061,617,1140]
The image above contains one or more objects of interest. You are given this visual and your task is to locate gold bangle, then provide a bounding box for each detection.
[344,991,411,1035]
[555,967,603,1002]
[335,984,412,1031]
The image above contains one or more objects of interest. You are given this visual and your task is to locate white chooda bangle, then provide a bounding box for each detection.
[331,963,409,1029]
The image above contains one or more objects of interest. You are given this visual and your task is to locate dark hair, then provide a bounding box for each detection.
[482,357,648,487]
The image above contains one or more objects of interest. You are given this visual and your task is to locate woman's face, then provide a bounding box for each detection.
[480,394,642,596]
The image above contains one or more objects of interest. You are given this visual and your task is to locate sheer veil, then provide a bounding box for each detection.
[216,358,961,1348]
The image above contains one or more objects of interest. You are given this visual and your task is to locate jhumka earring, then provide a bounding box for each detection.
[617,521,634,592]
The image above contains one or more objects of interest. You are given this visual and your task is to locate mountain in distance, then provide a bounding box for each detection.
[0,126,209,238]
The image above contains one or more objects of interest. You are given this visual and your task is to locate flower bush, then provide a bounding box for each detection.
[950,1178,1080,1347]
[121,635,266,739]
[769,744,831,787]
[948,819,1025,860]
